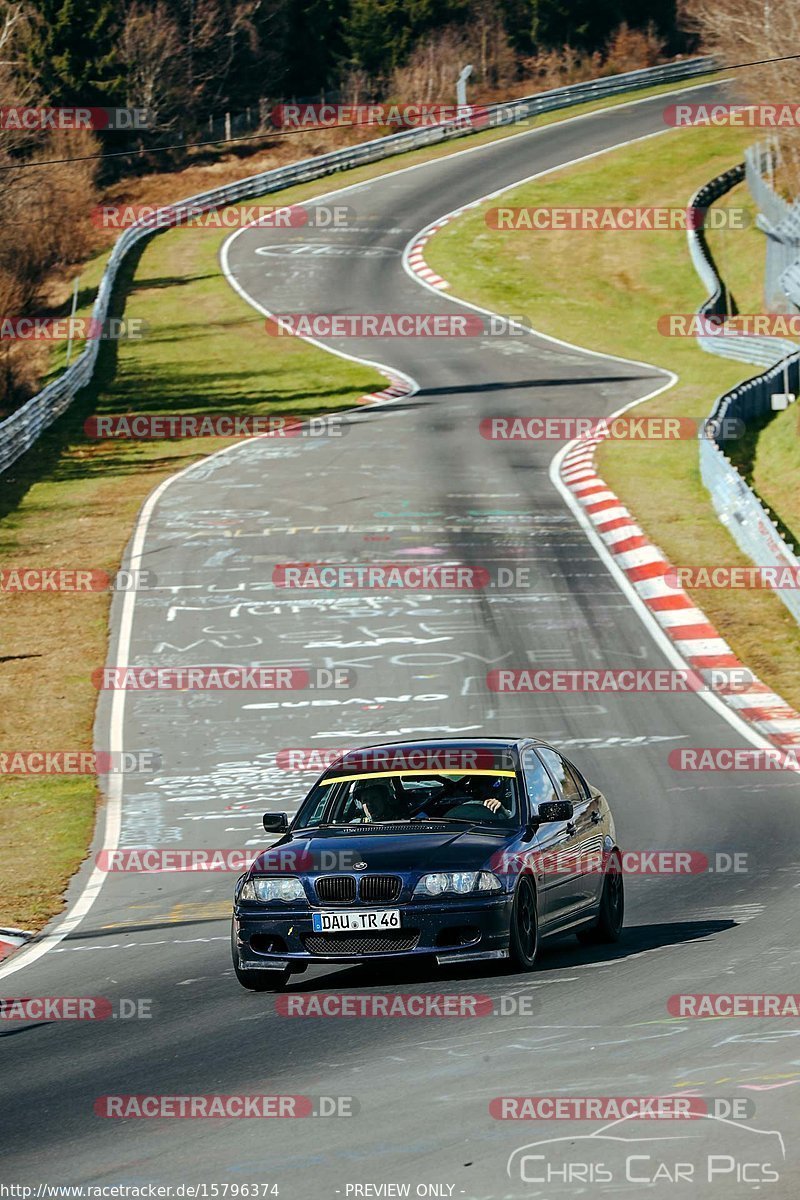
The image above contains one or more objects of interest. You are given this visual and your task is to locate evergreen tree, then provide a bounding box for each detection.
[27,0,122,105]
[530,0,678,51]
[283,0,351,95]
[499,0,537,55]
[343,0,470,79]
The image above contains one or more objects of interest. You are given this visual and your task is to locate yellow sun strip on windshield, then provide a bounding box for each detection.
[319,769,517,785]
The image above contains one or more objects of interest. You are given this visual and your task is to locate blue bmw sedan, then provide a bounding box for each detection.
[231,738,623,990]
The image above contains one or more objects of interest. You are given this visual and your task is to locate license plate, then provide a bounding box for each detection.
[312,909,401,933]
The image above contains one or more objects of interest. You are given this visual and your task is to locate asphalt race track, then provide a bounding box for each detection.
[2,84,799,1197]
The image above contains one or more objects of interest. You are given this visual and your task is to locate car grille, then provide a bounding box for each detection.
[315,876,357,904]
[303,930,420,955]
[359,874,402,903]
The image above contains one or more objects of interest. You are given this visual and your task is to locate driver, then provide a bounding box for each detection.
[352,780,411,823]
[468,774,514,815]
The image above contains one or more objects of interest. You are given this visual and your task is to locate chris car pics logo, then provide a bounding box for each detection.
[506,1114,785,1187]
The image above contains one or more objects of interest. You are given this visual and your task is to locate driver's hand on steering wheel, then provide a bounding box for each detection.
[483,797,502,813]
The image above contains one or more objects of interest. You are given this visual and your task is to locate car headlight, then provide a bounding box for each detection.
[413,870,502,896]
[240,876,306,903]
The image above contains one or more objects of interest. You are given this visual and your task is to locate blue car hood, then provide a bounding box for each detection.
[253,826,516,875]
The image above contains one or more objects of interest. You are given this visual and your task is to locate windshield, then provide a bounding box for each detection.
[294,770,520,829]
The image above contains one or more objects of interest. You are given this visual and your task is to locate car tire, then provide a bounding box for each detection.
[508,876,539,970]
[577,850,624,945]
[231,920,291,991]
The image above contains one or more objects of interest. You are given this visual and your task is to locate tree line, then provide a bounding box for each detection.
[17,1,687,124]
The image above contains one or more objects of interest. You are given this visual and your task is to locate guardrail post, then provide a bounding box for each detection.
[65,275,80,367]
[456,65,473,109]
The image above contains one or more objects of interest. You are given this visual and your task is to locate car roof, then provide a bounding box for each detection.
[324,736,555,752]
[315,737,561,780]
[343,736,520,749]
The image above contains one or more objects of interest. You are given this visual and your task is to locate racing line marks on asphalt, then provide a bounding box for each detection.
[52,936,229,953]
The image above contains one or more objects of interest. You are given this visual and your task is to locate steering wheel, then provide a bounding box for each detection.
[443,800,506,821]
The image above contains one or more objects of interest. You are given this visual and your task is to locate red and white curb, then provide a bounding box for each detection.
[560,438,800,750]
[0,928,32,962]
[406,225,451,290]
[405,197,491,291]
[357,371,414,404]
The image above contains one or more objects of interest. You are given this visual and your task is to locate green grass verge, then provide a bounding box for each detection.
[705,186,764,316]
[0,68,725,934]
[426,123,800,714]
[752,403,800,552]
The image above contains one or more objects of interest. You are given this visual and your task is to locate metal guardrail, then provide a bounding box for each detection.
[745,140,789,227]
[700,354,800,629]
[746,140,800,312]
[0,56,715,477]
[690,166,800,625]
[687,166,796,368]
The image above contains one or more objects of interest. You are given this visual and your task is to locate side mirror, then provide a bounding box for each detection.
[537,799,574,822]
[263,812,289,833]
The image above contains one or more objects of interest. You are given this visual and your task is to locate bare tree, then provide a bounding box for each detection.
[468,0,517,91]
[0,2,100,410]
[390,12,516,109]
[0,1,39,156]
[602,22,665,73]
[391,28,471,105]
[682,0,800,191]
[121,2,186,129]
[187,0,261,114]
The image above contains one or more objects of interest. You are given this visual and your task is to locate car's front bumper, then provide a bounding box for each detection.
[233,895,513,970]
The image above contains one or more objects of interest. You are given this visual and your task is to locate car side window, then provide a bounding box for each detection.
[296,782,337,828]
[565,759,590,799]
[537,749,585,803]
[522,749,557,814]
